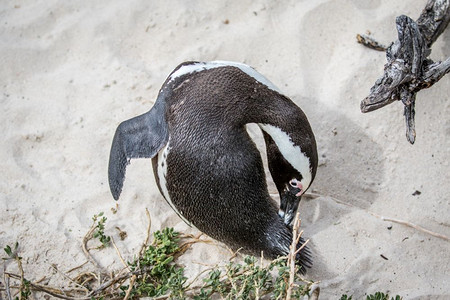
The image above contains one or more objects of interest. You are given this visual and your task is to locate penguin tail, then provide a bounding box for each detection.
[264,222,313,274]
[295,236,312,274]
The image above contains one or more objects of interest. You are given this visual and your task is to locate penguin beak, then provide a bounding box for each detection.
[279,188,302,225]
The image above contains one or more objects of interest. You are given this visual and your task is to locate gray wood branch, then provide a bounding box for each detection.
[360,0,450,144]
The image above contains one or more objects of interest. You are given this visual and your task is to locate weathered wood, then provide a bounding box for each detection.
[360,0,450,144]
[356,33,388,51]
[417,0,450,46]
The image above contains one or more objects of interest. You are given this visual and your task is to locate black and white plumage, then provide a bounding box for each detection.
[108,61,318,272]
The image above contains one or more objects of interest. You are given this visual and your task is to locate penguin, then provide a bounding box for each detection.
[108,61,318,272]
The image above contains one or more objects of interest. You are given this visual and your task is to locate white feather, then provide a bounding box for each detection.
[258,124,312,191]
[168,61,282,93]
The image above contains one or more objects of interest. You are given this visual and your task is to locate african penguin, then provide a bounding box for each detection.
[108,61,318,272]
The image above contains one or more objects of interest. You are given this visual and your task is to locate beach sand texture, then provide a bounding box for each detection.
[1,0,449,298]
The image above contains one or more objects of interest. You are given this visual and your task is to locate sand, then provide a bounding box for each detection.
[1,0,449,299]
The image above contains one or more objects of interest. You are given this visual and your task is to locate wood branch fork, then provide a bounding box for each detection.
[360,0,450,144]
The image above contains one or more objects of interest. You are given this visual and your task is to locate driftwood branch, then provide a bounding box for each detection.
[360,0,450,144]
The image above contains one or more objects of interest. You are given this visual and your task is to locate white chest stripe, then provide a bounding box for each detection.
[157,141,193,227]
[258,124,312,191]
[168,61,282,94]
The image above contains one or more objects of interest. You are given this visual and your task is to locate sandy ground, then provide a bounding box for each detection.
[1,0,449,299]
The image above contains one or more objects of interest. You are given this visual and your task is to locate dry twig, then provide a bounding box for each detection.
[373,214,450,241]
[307,192,450,241]
[5,272,91,300]
[123,275,136,300]
[82,223,102,270]
[4,271,12,300]
[356,33,387,51]
[359,0,450,143]
[50,264,90,294]
[286,211,308,300]
[111,237,128,270]
[139,208,152,257]
[66,261,89,274]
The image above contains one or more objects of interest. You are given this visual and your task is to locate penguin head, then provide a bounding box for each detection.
[260,121,317,226]
[274,137,317,225]
[278,175,307,225]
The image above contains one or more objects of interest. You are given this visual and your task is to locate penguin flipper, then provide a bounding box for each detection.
[108,101,168,200]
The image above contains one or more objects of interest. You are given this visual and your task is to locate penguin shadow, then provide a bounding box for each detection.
[305,102,385,279]
[248,95,385,278]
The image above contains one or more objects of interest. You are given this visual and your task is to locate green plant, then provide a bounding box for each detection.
[366,292,402,300]
[340,292,402,300]
[117,227,313,299]
[124,227,187,299]
[18,278,31,299]
[3,242,31,300]
[193,255,311,299]
[3,242,20,260]
[2,212,404,300]
[92,212,111,248]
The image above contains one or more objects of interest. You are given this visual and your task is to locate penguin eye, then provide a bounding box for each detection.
[289,179,298,188]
